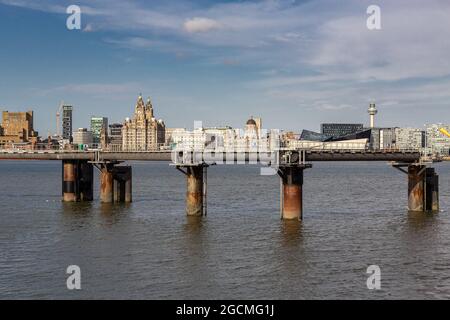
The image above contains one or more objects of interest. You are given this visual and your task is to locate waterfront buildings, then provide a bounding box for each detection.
[0,110,39,148]
[122,95,166,151]
[172,117,273,152]
[425,124,450,156]
[320,123,364,138]
[394,128,425,150]
[90,116,108,145]
[108,123,123,151]
[72,128,93,147]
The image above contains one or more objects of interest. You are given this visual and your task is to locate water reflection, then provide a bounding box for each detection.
[280,219,303,247]
[406,211,439,233]
[99,203,130,226]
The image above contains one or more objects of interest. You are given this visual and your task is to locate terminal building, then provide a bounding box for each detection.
[320,123,364,138]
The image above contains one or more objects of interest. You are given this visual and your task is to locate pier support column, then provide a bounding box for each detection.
[112,166,132,203]
[62,160,78,202]
[278,166,305,220]
[79,161,93,201]
[177,165,207,216]
[425,167,439,212]
[97,163,132,203]
[186,166,204,216]
[408,165,426,212]
[394,163,440,213]
[100,166,114,203]
[124,167,132,203]
[62,160,93,202]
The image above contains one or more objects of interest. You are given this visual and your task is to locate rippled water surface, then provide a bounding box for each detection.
[0,161,450,299]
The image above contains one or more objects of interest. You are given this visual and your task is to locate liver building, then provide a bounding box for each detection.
[122,94,166,151]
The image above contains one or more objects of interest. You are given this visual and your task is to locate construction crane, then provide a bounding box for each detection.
[439,128,450,138]
[56,101,63,136]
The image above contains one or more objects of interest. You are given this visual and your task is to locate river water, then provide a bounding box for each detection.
[0,161,449,299]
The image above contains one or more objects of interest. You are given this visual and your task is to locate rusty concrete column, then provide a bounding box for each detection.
[125,167,132,203]
[186,166,204,216]
[100,167,114,203]
[62,160,78,202]
[408,165,425,212]
[79,161,93,201]
[425,167,439,212]
[279,166,304,220]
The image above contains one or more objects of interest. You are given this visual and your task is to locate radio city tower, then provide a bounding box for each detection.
[367,103,378,128]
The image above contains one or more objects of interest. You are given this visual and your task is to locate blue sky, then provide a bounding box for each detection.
[0,0,449,135]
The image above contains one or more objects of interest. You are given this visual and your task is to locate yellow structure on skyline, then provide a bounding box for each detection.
[439,128,450,138]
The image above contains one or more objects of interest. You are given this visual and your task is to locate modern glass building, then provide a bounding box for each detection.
[90,116,108,144]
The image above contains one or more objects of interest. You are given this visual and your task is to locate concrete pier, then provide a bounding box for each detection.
[407,165,439,212]
[176,165,207,216]
[408,165,425,212]
[62,160,93,202]
[99,164,132,203]
[278,166,308,220]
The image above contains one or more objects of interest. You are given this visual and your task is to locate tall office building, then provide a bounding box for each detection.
[122,95,166,151]
[90,116,108,144]
[62,105,73,142]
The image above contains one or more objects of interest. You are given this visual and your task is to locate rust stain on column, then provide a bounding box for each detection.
[279,166,304,220]
[283,184,302,220]
[186,166,203,216]
[63,161,77,202]
[408,165,425,212]
[100,168,114,203]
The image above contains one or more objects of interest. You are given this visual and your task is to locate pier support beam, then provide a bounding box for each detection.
[177,164,208,216]
[100,165,114,203]
[62,160,93,202]
[278,165,311,220]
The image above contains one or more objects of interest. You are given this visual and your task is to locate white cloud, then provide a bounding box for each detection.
[183,17,222,33]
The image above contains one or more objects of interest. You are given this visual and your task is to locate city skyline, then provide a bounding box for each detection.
[1,0,450,134]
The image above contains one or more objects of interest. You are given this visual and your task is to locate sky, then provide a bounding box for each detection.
[0,0,449,135]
